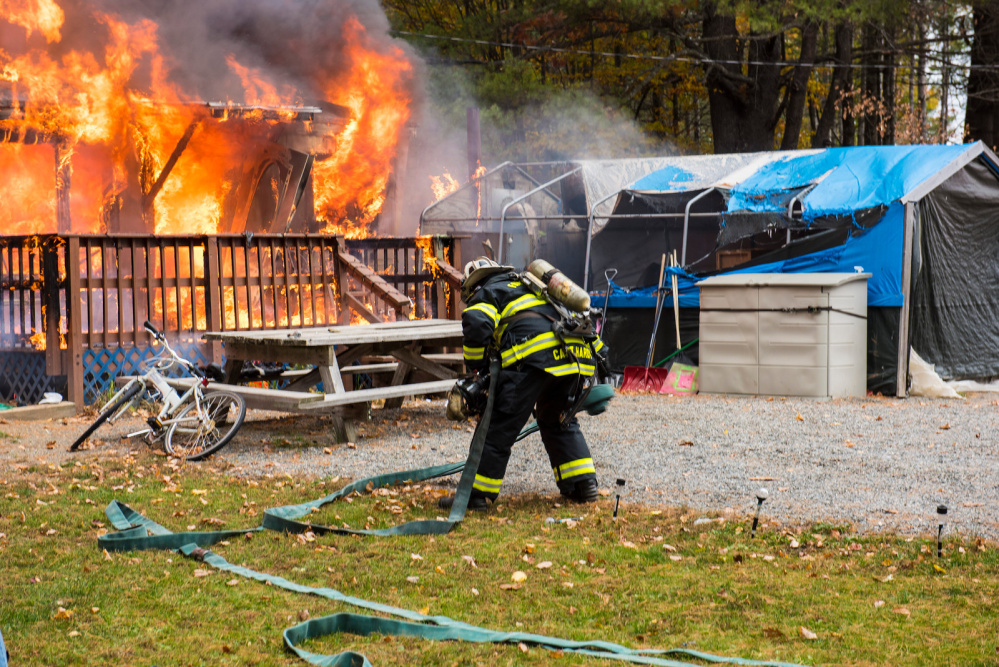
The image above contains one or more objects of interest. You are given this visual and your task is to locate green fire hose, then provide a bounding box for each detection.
[97,370,804,667]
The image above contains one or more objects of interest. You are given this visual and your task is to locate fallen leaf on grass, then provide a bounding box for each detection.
[874,600,885,608]
[405,576,419,584]
[519,642,529,653]
[511,571,528,583]
[54,607,73,620]
[471,588,479,596]
[193,569,212,577]
[669,555,683,562]
[799,626,817,640]
[299,610,310,621]
[499,583,521,590]
[762,627,785,640]
[536,561,553,569]
[226,579,240,586]
[411,553,423,560]
[68,631,80,638]
[892,607,911,618]
[462,555,478,568]
[933,563,947,574]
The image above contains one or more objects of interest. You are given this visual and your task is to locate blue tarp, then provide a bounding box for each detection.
[630,165,696,192]
[726,144,969,219]
[591,202,907,308]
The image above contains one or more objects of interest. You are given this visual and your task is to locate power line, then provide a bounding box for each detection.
[392,30,982,72]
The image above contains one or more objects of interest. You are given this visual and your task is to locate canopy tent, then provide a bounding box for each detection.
[419,143,999,396]
[587,142,999,396]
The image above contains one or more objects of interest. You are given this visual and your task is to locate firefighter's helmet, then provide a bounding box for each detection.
[461,257,513,301]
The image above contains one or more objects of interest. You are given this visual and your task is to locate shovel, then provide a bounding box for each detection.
[621,254,671,392]
[659,251,699,396]
[597,268,617,335]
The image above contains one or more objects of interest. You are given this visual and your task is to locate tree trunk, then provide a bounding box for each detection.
[812,21,853,147]
[881,23,896,144]
[780,20,819,150]
[965,1,999,149]
[861,22,882,146]
[702,3,781,153]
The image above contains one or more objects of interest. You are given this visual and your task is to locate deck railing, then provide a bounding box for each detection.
[0,234,458,406]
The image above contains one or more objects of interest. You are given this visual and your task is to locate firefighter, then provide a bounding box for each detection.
[441,256,607,512]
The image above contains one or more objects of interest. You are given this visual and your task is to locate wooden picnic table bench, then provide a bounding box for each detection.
[199,319,464,441]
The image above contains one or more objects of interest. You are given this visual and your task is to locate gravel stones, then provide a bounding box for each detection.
[216,392,999,540]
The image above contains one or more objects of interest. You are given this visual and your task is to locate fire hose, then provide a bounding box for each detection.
[97,361,805,667]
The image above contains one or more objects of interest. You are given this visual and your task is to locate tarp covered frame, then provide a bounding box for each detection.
[419,143,999,395]
[586,142,999,395]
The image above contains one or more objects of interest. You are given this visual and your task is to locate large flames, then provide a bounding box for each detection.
[0,0,415,238]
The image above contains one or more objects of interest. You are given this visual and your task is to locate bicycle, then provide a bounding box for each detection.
[69,321,247,461]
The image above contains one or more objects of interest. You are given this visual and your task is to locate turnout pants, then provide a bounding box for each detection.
[471,367,596,501]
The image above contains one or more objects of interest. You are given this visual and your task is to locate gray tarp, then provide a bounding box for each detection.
[910,157,999,380]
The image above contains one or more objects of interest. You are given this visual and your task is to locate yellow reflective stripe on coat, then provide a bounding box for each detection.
[463,345,485,361]
[500,331,560,367]
[544,362,595,377]
[465,302,500,326]
[472,474,503,494]
[499,294,548,320]
[554,458,595,480]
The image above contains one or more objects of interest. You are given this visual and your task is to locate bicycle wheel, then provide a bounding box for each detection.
[69,381,143,451]
[164,390,246,461]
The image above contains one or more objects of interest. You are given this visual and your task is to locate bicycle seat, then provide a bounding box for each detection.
[201,362,225,382]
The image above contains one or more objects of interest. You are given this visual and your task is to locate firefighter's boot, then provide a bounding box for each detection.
[563,478,599,504]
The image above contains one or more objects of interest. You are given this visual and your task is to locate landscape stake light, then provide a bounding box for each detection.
[612,478,626,520]
[937,504,948,558]
[751,487,769,538]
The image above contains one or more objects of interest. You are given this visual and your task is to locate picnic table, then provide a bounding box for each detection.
[194,319,464,440]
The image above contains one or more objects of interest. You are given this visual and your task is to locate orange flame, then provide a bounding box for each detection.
[429,168,461,203]
[315,16,413,238]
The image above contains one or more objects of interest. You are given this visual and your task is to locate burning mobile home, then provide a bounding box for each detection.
[0,0,416,237]
[0,0,463,407]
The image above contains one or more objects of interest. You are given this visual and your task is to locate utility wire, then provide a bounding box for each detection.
[393,30,982,72]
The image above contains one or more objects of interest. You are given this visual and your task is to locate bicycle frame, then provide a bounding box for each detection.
[94,333,207,442]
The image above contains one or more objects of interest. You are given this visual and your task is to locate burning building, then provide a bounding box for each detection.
[1,0,417,237]
[0,0,463,407]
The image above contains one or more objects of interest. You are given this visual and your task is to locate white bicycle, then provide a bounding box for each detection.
[69,321,246,461]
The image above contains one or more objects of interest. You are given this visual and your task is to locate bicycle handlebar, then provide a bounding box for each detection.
[143,320,164,341]
[143,321,205,379]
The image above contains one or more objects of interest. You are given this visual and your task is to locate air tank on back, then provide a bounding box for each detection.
[527,259,590,312]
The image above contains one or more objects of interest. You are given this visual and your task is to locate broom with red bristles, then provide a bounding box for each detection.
[620,253,671,393]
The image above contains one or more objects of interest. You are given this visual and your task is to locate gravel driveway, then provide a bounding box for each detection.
[4,391,997,540]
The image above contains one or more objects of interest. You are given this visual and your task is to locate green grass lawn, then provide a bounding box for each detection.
[1,450,996,666]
